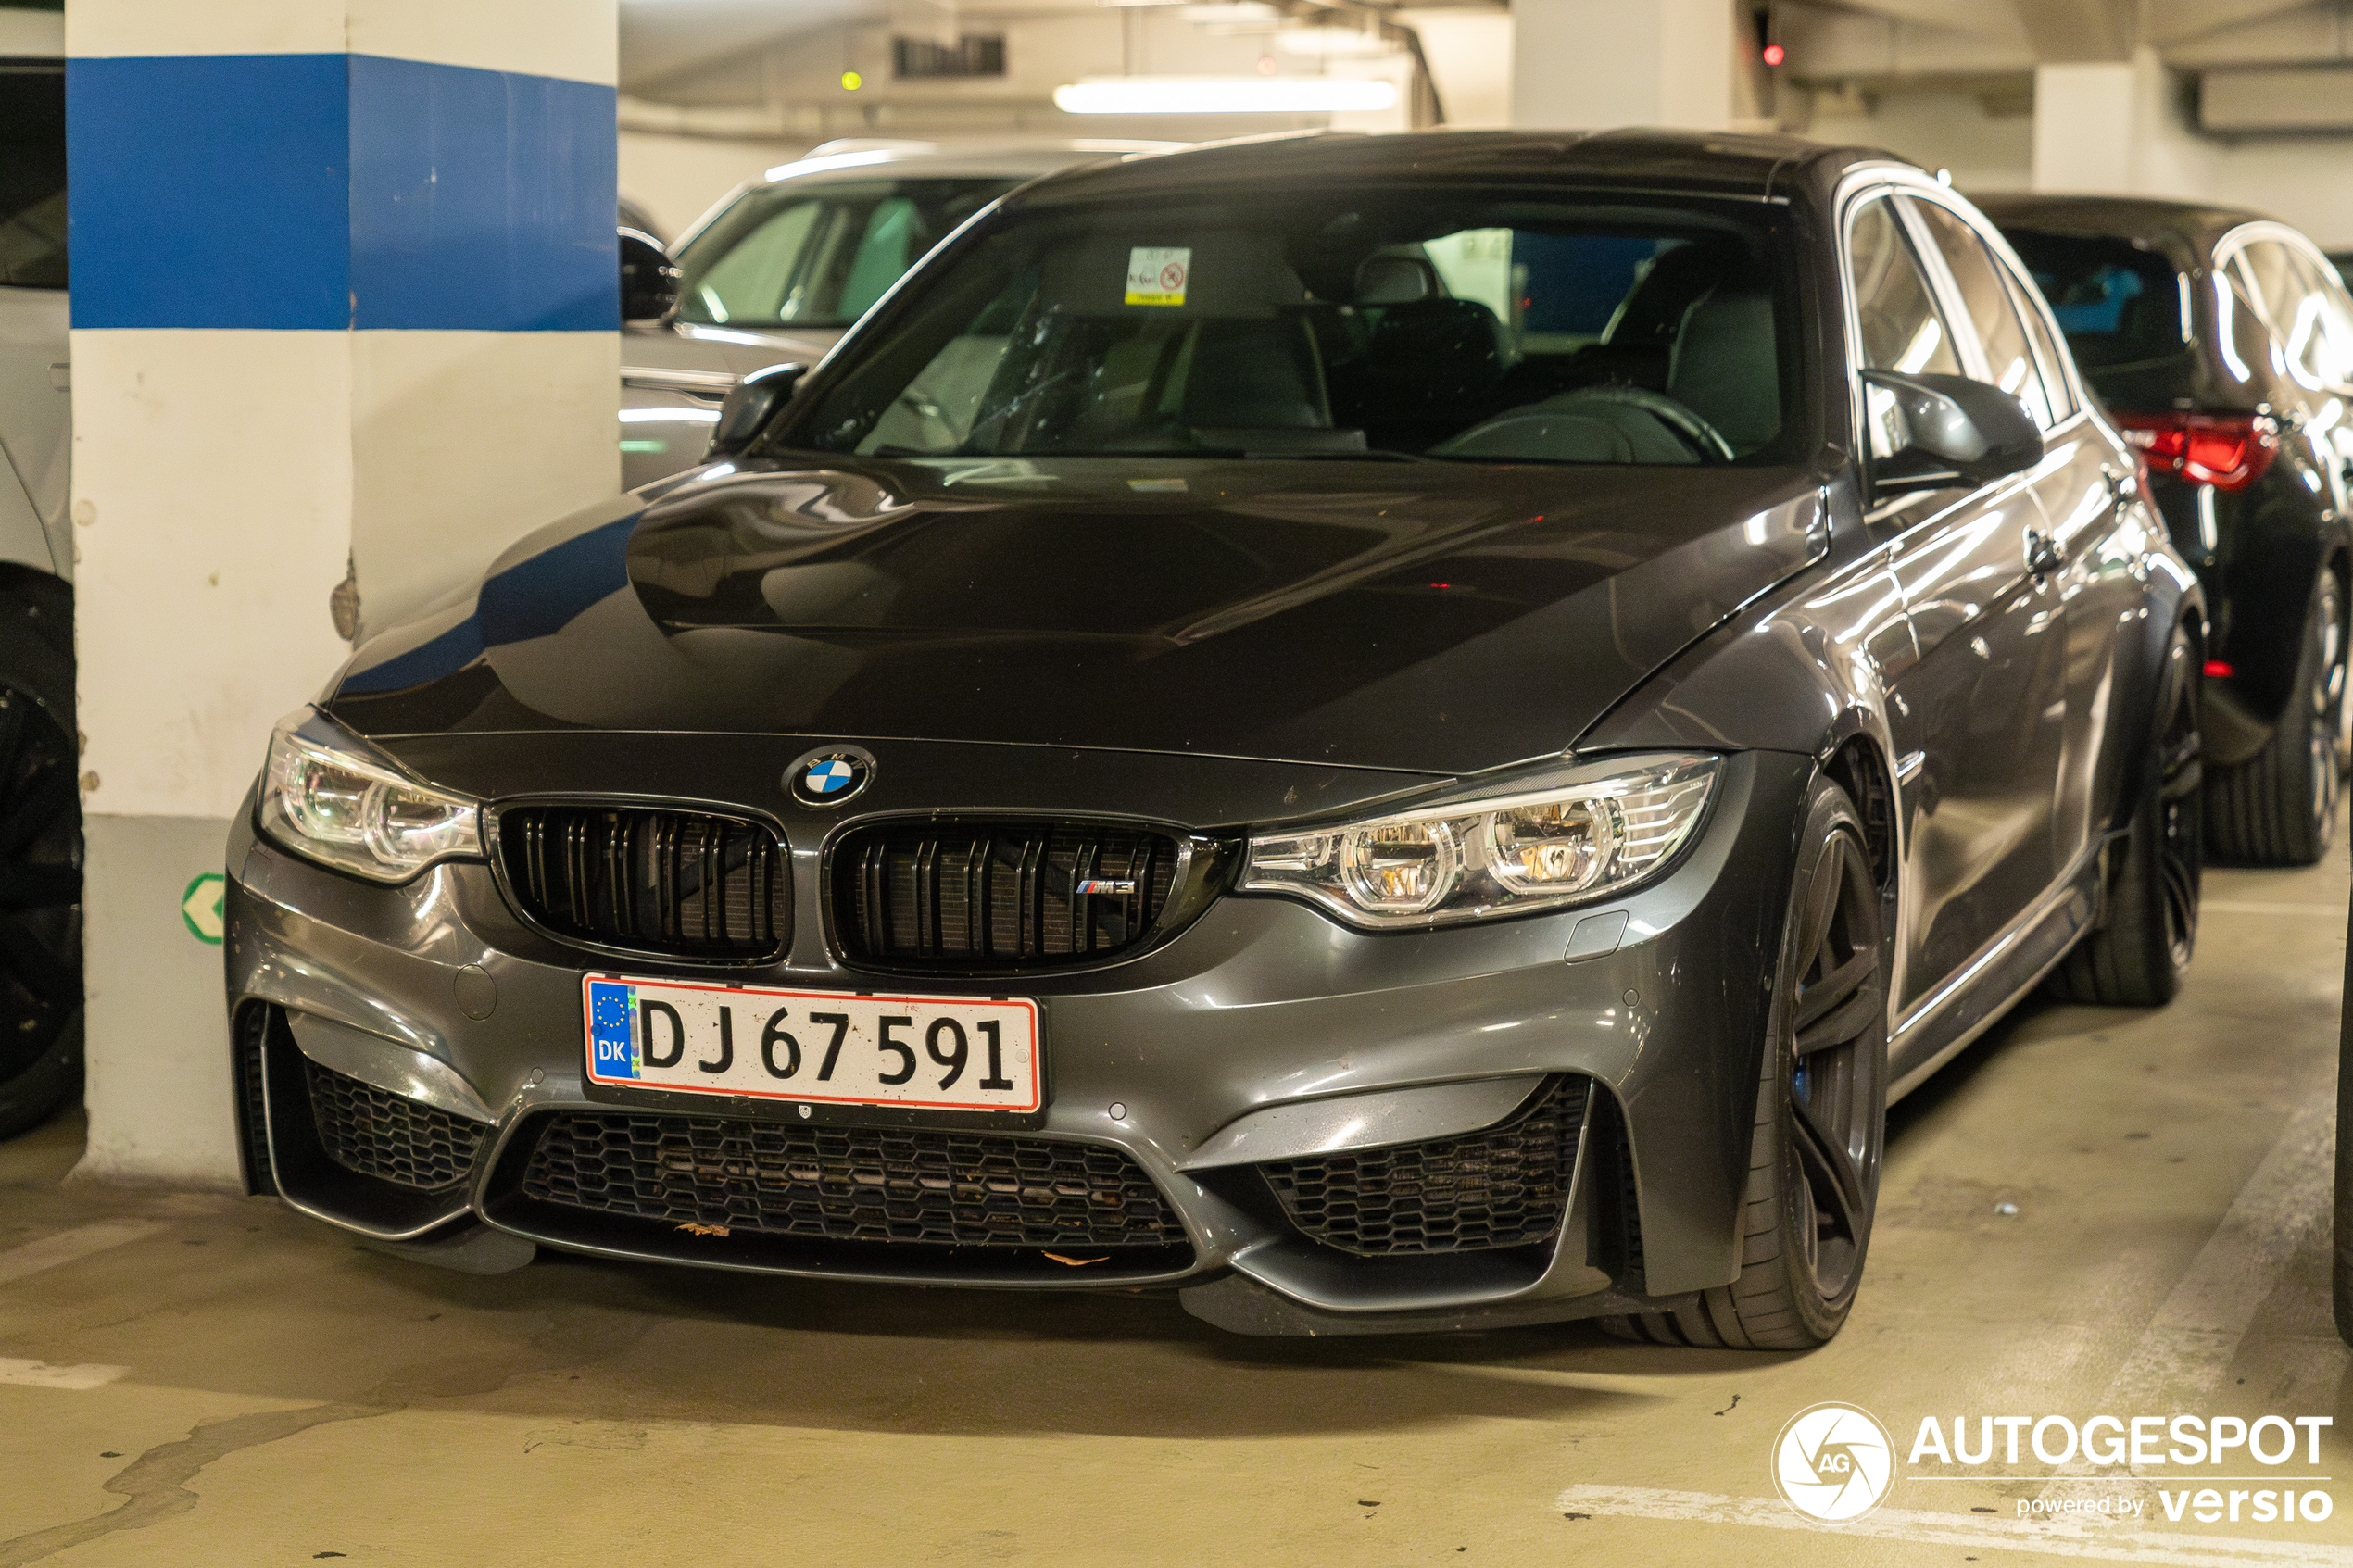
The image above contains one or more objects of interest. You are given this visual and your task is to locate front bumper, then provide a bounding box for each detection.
[223,743,1810,1334]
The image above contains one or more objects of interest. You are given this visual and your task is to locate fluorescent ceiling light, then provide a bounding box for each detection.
[1176,2,1279,18]
[1054,76,1399,114]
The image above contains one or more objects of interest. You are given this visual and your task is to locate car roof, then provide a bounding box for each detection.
[999,128,1911,210]
[1969,192,2275,256]
[758,140,1177,189]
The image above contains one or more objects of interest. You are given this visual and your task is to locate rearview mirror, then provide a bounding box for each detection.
[1862,370,2043,495]
[620,227,678,324]
[707,363,807,460]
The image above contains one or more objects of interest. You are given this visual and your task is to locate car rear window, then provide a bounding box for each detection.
[0,62,65,289]
[778,185,1804,467]
[1999,229,2183,370]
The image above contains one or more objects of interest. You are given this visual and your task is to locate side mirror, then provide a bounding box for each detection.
[1862,370,2044,495]
[707,363,807,460]
[620,227,678,324]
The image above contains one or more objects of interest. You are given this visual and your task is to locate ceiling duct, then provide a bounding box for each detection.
[2199,64,2353,133]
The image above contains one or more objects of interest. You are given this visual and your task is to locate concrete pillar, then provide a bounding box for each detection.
[68,1,619,1185]
[2032,46,2214,198]
[1509,0,1734,132]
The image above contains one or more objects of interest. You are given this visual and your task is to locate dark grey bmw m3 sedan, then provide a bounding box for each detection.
[224,130,2205,1348]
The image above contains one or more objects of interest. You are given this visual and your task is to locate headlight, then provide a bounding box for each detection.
[1241,755,1718,928]
[258,710,483,884]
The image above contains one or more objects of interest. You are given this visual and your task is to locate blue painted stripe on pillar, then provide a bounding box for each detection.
[68,54,354,331]
[350,56,615,332]
[68,54,616,332]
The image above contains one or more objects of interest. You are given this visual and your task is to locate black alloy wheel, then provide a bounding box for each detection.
[1604,775,1887,1349]
[2050,618,2202,1007]
[0,576,81,1142]
[2209,571,2342,865]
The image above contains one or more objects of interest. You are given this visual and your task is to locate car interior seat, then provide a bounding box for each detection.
[1333,255,1513,447]
[1666,284,1780,454]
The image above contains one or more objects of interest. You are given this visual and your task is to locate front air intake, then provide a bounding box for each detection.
[496,804,789,962]
[832,821,1209,972]
[1259,1077,1591,1256]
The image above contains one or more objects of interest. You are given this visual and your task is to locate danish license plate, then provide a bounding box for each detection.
[582,975,1041,1112]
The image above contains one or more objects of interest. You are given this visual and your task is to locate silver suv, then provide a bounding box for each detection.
[618,140,1171,488]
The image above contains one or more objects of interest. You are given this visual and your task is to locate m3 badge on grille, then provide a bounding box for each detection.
[786,745,875,808]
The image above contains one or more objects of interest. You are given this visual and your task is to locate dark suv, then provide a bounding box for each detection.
[1984,196,2353,864]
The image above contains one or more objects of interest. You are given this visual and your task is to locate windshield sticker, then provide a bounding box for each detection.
[1126,246,1190,307]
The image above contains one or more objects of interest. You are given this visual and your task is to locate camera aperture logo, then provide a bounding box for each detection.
[1773,1402,1896,1523]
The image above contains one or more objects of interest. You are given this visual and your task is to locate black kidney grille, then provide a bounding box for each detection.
[500,806,787,960]
[306,1058,487,1191]
[522,1111,1188,1249]
[1260,1078,1590,1256]
[836,822,1181,970]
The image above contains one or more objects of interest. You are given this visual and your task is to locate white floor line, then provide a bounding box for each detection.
[2023,1079,2339,1506]
[2198,901,2347,918]
[1552,1486,2351,1566]
[2087,1087,2335,1412]
[0,1358,127,1390]
[0,1221,163,1286]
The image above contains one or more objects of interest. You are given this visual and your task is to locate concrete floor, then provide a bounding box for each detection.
[0,844,2348,1568]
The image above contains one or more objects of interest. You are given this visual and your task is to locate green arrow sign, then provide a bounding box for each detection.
[182,872,224,945]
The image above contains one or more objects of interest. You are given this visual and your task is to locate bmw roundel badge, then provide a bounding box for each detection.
[786,746,875,808]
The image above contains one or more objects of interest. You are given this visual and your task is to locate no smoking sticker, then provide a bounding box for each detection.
[1125,246,1190,307]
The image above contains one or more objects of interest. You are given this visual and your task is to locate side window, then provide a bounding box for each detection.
[1911,198,2057,429]
[0,66,65,288]
[1849,196,1962,376]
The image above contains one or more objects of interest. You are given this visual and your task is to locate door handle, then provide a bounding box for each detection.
[2025,528,2061,577]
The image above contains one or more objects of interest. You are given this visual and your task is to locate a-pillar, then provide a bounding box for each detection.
[68,1,619,1185]
[1509,0,1736,132]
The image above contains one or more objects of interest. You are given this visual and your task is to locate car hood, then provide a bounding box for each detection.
[327,456,1825,777]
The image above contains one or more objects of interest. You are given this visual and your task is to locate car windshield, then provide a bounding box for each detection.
[673,177,1022,331]
[0,63,66,289]
[777,186,1800,465]
[2000,229,2183,370]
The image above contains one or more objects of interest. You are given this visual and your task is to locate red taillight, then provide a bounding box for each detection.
[2204,659,2235,679]
[2113,411,2278,491]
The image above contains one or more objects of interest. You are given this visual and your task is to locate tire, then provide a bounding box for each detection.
[2209,571,2342,865]
[1600,775,1888,1350]
[2048,619,2203,1008]
[0,575,82,1141]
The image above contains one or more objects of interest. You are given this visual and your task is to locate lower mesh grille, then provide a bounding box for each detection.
[1260,1077,1590,1256]
[522,1112,1187,1249]
[306,1059,488,1191]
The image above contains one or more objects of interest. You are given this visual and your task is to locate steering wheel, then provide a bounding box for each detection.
[1543,384,1736,463]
